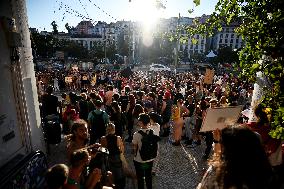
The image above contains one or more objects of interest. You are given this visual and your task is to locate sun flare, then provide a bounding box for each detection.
[127,0,164,30]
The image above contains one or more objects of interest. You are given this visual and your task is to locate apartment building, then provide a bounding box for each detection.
[212,22,243,50]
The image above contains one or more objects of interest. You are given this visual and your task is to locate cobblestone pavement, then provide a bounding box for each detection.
[123,137,208,189]
[47,134,208,189]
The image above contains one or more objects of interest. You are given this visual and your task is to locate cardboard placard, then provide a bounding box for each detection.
[65,77,73,83]
[72,66,78,71]
[82,76,88,80]
[204,68,215,84]
[200,106,243,132]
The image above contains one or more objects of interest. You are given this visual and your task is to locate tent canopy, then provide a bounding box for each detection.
[206,50,217,58]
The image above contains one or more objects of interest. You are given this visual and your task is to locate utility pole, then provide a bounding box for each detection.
[104,24,107,63]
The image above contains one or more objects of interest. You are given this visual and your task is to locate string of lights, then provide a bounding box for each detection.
[78,0,90,19]
[55,0,119,26]
[87,0,118,21]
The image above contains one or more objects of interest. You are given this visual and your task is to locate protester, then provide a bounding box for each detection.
[132,113,158,189]
[149,112,161,175]
[65,149,102,189]
[110,101,124,138]
[160,91,173,137]
[101,123,126,189]
[88,100,110,144]
[197,125,279,189]
[45,164,69,189]
[247,104,283,167]
[66,119,90,161]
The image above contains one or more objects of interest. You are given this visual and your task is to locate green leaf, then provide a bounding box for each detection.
[188,9,194,14]
[191,38,198,44]
[251,63,260,70]
[193,0,200,6]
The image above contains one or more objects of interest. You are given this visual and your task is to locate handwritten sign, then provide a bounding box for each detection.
[200,106,243,132]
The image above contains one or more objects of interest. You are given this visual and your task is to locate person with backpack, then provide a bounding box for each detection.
[88,100,110,144]
[132,113,160,189]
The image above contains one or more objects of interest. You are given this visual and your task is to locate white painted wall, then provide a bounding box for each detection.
[0,0,45,168]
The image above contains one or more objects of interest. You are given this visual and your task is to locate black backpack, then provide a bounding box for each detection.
[138,130,160,161]
[91,111,106,137]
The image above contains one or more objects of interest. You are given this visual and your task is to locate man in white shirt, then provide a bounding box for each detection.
[132,113,156,189]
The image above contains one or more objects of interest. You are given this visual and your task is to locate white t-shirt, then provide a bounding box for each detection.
[132,128,156,163]
[150,123,160,136]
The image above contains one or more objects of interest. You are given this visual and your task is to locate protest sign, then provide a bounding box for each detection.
[200,106,243,132]
[204,68,215,84]
[82,76,88,80]
[65,77,73,83]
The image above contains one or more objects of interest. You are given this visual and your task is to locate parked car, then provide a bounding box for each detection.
[149,64,171,72]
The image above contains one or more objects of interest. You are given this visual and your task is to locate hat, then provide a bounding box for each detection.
[163,91,171,99]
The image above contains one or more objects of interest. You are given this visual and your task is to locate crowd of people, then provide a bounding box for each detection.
[39,67,283,189]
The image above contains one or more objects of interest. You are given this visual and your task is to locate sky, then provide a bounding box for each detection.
[27,0,218,32]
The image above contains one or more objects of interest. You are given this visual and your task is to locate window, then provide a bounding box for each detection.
[219,39,222,43]
[230,39,233,43]
[231,34,235,38]
[225,39,228,43]
[220,34,223,38]
[225,34,229,38]
[236,38,239,43]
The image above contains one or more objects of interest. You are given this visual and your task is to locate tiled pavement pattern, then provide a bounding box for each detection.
[47,135,208,189]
